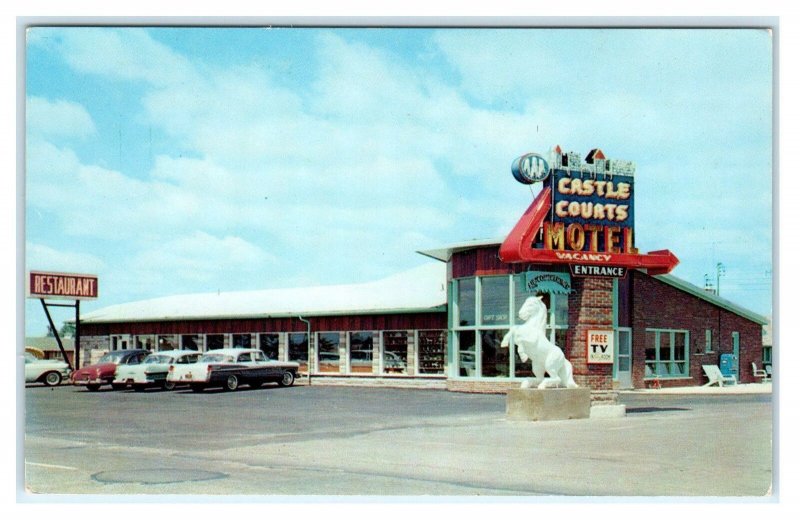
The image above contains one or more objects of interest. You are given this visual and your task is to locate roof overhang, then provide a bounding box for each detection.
[417,238,504,262]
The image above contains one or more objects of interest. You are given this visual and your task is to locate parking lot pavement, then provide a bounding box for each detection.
[21,384,773,498]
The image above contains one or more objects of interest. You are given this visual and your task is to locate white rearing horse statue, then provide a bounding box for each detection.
[501,296,578,389]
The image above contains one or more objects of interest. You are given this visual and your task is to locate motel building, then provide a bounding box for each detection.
[77,147,769,392]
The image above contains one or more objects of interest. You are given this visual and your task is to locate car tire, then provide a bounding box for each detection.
[224,375,239,392]
[163,381,176,391]
[86,384,101,392]
[279,371,295,387]
[190,384,205,392]
[43,371,62,387]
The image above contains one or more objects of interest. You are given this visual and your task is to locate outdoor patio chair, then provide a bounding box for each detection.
[765,364,773,379]
[751,362,770,383]
[702,364,737,387]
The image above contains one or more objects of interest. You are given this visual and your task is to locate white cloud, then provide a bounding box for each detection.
[37,27,199,88]
[25,242,106,274]
[26,96,96,140]
[24,26,773,323]
[129,230,276,289]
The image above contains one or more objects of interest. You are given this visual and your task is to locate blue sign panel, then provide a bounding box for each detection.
[547,169,635,229]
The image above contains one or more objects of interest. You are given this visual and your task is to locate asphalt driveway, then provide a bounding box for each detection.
[21,384,773,498]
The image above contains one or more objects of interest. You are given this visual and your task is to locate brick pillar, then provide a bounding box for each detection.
[567,277,614,390]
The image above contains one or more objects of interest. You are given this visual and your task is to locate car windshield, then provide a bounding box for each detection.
[200,354,234,363]
[98,353,124,364]
[144,354,172,364]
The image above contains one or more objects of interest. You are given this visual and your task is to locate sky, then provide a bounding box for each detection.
[22,25,774,336]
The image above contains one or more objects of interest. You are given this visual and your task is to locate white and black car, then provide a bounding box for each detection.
[166,348,299,392]
[24,353,71,386]
[113,350,202,391]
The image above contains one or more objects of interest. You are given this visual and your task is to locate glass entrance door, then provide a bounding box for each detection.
[615,328,632,389]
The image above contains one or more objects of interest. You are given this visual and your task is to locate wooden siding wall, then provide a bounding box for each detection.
[450,246,557,279]
[81,312,447,336]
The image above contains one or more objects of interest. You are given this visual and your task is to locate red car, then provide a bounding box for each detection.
[71,349,150,391]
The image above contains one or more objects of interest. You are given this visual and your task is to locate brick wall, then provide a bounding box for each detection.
[630,272,764,388]
[77,335,109,366]
[567,277,614,390]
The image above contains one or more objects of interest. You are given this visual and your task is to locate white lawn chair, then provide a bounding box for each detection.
[765,364,772,379]
[702,364,737,387]
[751,362,770,383]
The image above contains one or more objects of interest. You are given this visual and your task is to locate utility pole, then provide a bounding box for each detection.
[704,273,715,294]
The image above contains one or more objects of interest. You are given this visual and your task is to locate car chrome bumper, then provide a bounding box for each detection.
[72,377,105,386]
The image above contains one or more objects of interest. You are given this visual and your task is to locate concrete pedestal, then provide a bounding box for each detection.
[506,387,591,421]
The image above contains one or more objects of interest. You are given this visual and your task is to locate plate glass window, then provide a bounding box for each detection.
[181,334,202,351]
[288,333,308,372]
[134,335,155,351]
[457,278,476,326]
[480,329,509,377]
[458,331,476,377]
[158,335,178,351]
[382,331,408,374]
[317,332,340,373]
[259,334,279,360]
[480,276,509,325]
[418,330,446,375]
[232,333,252,348]
[349,331,374,373]
[207,334,226,350]
[645,329,689,377]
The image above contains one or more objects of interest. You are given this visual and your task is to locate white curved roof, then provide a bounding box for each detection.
[81,263,447,324]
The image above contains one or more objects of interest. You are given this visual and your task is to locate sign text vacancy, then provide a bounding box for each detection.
[28,271,99,300]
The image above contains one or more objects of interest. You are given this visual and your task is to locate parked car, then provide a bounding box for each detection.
[24,353,71,386]
[113,350,202,391]
[71,349,150,391]
[167,348,299,392]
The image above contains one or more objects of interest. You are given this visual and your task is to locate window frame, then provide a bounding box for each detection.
[451,274,569,380]
[644,328,691,378]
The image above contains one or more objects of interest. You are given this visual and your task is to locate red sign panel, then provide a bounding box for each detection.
[27,271,99,300]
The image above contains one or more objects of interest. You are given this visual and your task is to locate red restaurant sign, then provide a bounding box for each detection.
[27,271,99,300]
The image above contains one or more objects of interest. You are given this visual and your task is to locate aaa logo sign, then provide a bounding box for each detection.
[586,329,615,365]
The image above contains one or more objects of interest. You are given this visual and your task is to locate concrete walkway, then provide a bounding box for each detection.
[625,382,773,395]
